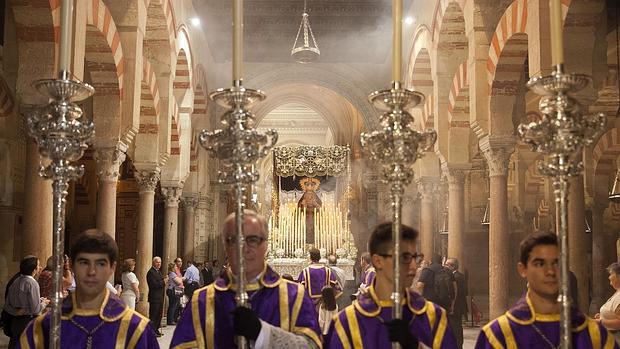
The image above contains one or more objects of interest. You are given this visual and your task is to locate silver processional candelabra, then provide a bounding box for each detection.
[25,71,94,348]
[198,79,277,349]
[518,64,605,349]
[360,81,436,349]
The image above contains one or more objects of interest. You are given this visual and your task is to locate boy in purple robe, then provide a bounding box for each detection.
[298,248,343,307]
[19,229,159,349]
[170,210,322,349]
[325,222,457,349]
[475,232,618,349]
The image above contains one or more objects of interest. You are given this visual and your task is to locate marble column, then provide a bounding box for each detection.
[444,166,466,267]
[22,140,52,260]
[417,178,436,260]
[480,136,515,320]
[134,169,160,315]
[568,175,589,312]
[161,184,183,265]
[182,196,198,262]
[591,201,608,310]
[94,147,126,238]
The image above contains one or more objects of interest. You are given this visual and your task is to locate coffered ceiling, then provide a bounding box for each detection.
[193,0,412,64]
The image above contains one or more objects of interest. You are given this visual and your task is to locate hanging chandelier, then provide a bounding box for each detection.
[291,0,320,63]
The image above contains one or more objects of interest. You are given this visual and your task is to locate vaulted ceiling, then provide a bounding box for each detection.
[193,0,413,64]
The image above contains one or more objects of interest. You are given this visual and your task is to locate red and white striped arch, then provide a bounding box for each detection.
[430,0,468,44]
[189,135,198,173]
[192,64,208,117]
[85,0,125,97]
[486,0,571,89]
[593,128,620,177]
[138,59,161,135]
[448,61,469,124]
[170,101,180,155]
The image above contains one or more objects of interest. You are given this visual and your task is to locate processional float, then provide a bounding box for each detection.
[517,1,605,348]
[25,0,95,347]
[197,0,277,348]
[359,0,436,348]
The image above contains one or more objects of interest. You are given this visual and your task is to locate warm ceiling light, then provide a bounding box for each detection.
[405,17,414,25]
[190,17,200,27]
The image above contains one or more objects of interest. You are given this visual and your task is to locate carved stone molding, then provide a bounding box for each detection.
[182,196,199,210]
[94,147,126,182]
[441,163,469,186]
[416,178,437,200]
[134,170,160,193]
[161,185,184,207]
[479,136,516,178]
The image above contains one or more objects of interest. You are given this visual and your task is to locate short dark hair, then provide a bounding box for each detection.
[519,231,557,266]
[20,256,39,275]
[282,273,295,282]
[360,252,371,264]
[70,229,118,264]
[309,248,321,262]
[432,254,443,265]
[368,222,418,255]
[320,285,337,311]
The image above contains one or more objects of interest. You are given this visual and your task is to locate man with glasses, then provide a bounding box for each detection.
[298,248,343,308]
[325,222,456,349]
[170,210,321,349]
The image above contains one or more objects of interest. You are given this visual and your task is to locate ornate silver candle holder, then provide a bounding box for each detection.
[518,65,605,349]
[26,70,95,348]
[198,80,277,349]
[360,81,436,332]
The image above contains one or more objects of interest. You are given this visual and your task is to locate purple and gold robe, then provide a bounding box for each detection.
[18,289,158,349]
[475,292,618,349]
[298,264,343,305]
[170,265,322,348]
[325,283,456,348]
[360,266,375,289]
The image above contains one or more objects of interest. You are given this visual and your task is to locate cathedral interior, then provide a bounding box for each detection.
[0,0,619,325]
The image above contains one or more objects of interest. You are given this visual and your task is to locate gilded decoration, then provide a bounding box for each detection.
[273,145,349,177]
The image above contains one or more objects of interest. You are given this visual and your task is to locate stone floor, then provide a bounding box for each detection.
[1,323,482,348]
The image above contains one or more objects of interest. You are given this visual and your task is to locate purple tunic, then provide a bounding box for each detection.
[18,289,159,349]
[325,283,457,348]
[475,293,619,349]
[298,264,343,305]
[170,265,322,348]
[360,267,375,288]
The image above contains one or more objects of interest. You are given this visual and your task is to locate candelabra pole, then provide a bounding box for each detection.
[518,63,606,349]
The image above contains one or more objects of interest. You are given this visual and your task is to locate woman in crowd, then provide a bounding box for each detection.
[121,258,140,309]
[167,262,183,325]
[317,285,338,336]
[596,262,620,343]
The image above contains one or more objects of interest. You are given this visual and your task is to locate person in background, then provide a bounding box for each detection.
[4,256,47,349]
[121,258,140,309]
[298,248,342,308]
[18,229,159,348]
[317,285,338,336]
[166,262,183,325]
[359,252,375,290]
[200,261,215,286]
[327,255,346,290]
[37,257,54,299]
[595,262,620,344]
[445,257,467,348]
[212,259,221,279]
[183,260,200,301]
[147,256,166,337]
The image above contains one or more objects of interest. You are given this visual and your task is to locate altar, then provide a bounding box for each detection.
[266,145,358,276]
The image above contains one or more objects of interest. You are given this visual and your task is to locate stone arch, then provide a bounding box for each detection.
[133,59,161,163]
[192,64,208,118]
[593,128,620,178]
[406,25,434,130]
[85,0,126,142]
[448,61,469,123]
[433,0,469,163]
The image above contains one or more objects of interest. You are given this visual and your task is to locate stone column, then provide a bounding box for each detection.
[134,169,160,315]
[568,175,589,312]
[591,201,608,310]
[480,136,515,320]
[94,147,126,238]
[444,166,467,267]
[182,197,198,262]
[161,184,183,265]
[22,140,52,260]
[417,178,436,260]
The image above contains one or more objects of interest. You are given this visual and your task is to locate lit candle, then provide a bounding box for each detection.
[392,0,403,82]
[59,0,74,74]
[233,0,243,81]
[549,0,563,66]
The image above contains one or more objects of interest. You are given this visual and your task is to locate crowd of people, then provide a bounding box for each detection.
[1,210,619,348]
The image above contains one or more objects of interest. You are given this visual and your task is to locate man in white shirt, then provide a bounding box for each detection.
[183,260,200,301]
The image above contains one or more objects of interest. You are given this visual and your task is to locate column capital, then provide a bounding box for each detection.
[94,147,127,182]
[134,169,160,193]
[479,135,516,177]
[161,184,184,207]
[416,177,438,200]
[441,163,470,185]
[181,196,199,210]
